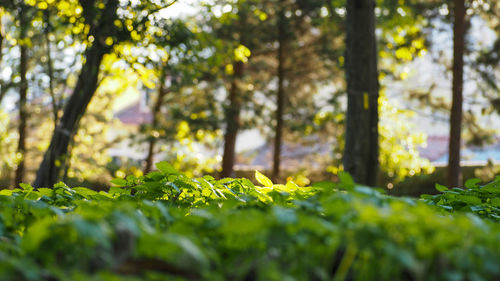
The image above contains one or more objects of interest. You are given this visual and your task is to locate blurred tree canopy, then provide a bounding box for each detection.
[0,0,497,189]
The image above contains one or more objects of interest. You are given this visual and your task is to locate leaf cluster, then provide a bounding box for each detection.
[422,176,500,222]
[0,168,500,280]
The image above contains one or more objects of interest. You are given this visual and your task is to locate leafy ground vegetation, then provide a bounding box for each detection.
[1,163,500,281]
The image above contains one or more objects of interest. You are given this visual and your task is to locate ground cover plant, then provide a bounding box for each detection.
[1,163,500,281]
[422,177,500,222]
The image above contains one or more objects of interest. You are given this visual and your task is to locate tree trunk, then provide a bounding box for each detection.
[144,68,168,174]
[34,44,106,188]
[220,61,244,178]
[343,0,379,186]
[0,9,5,105]
[14,7,28,187]
[272,6,286,183]
[0,7,3,73]
[447,0,465,187]
[0,8,15,105]
[44,9,59,127]
[0,9,13,105]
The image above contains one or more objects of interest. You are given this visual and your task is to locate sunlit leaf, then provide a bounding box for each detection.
[156,161,179,175]
[255,170,273,187]
[110,178,128,187]
[435,184,448,192]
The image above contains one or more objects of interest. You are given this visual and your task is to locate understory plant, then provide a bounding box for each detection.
[0,163,499,281]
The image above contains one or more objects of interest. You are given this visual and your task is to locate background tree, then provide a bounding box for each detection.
[132,19,195,174]
[34,0,119,187]
[0,8,5,104]
[272,2,286,182]
[201,0,270,178]
[447,0,466,187]
[269,0,329,181]
[0,7,15,104]
[219,4,250,178]
[107,20,224,176]
[0,0,496,191]
[34,0,177,187]
[14,4,31,187]
[343,0,380,186]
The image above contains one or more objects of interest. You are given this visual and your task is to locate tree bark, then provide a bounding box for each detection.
[144,68,168,174]
[0,9,5,105]
[272,5,286,183]
[0,7,3,72]
[44,9,59,127]
[34,0,118,188]
[447,0,465,187]
[34,44,106,187]
[343,0,379,186]
[220,61,244,178]
[14,7,28,187]
[0,8,15,105]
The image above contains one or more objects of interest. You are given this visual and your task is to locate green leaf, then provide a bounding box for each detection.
[311,181,336,190]
[490,198,500,207]
[22,217,55,251]
[168,182,181,193]
[255,171,273,187]
[53,182,69,189]
[109,186,130,195]
[145,171,165,181]
[435,183,448,192]
[457,195,482,205]
[98,191,114,199]
[126,175,137,185]
[73,187,98,198]
[110,178,127,187]
[19,183,34,191]
[480,182,500,193]
[470,205,484,212]
[156,161,179,175]
[285,180,300,191]
[37,188,53,197]
[464,178,481,189]
[0,189,13,196]
[170,234,208,268]
[338,172,355,190]
[420,194,433,200]
[273,206,297,224]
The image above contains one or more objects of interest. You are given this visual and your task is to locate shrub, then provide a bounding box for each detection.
[0,163,499,281]
[422,176,500,222]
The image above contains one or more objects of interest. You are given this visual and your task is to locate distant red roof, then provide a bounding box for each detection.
[419,136,449,161]
[419,135,500,163]
[115,103,152,125]
[237,139,332,170]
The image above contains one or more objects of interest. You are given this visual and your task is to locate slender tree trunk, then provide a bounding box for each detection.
[144,138,156,174]
[220,5,249,179]
[447,0,465,187]
[0,8,14,105]
[14,8,28,187]
[0,8,3,72]
[272,6,286,183]
[221,61,244,178]
[144,68,168,174]
[343,0,379,186]
[34,0,118,188]
[34,44,106,187]
[44,9,59,127]
[0,9,6,105]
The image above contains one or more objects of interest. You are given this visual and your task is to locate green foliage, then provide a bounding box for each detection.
[422,176,500,222]
[0,166,500,280]
[0,109,17,177]
[379,95,435,182]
